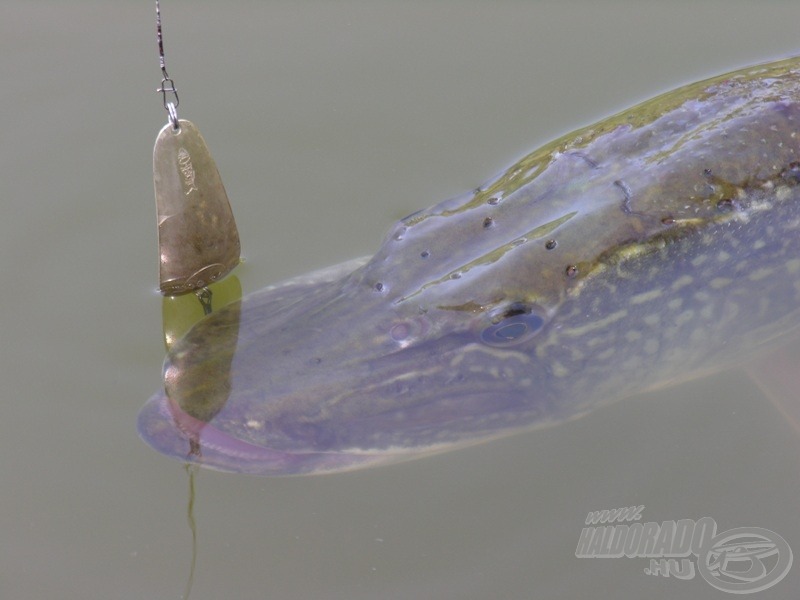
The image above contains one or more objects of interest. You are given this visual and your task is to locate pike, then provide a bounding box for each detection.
[139,57,800,475]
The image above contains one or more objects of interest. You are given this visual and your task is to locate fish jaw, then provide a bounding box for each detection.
[137,380,560,476]
[137,277,562,475]
[137,392,422,476]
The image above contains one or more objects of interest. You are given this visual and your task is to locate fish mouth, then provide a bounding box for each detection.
[137,389,554,477]
[138,257,555,476]
[137,338,552,475]
[137,392,427,476]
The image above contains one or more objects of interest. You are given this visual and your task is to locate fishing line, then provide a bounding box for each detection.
[152,0,241,297]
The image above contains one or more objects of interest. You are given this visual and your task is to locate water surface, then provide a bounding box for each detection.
[4,2,800,598]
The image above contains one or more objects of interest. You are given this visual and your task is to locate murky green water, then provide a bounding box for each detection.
[5,2,800,598]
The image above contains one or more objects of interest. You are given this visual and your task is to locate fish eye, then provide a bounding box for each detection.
[480,304,544,346]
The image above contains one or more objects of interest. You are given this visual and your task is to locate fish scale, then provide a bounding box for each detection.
[140,57,800,475]
[543,196,800,420]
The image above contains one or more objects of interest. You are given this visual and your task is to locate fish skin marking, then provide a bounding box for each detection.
[643,314,661,327]
[644,339,660,355]
[710,277,733,289]
[748,267,775,281]
[139,57,800,476]
[449,344,531,368]
[625,330,642,342]
[561,309,629,338]
[786,258,800,274]
[671,275,694,292]
[630,288,664,305]
[667,298,683,311]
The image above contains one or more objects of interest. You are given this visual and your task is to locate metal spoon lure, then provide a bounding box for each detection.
[152,0,240,296]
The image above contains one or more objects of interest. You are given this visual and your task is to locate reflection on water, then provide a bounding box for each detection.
[139,58,800,488]
[141,276,243,464]
[161,276,242,349]
[152,281,240,599]
[9,1,800,598]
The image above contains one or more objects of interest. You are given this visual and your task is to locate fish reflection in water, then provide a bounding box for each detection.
[139,57,800,475]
